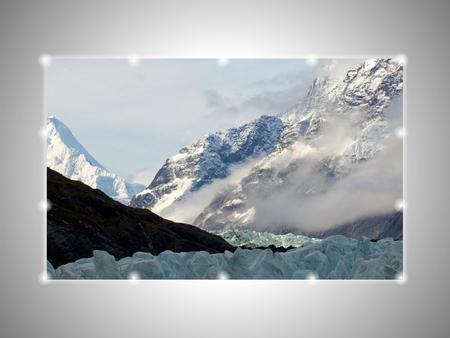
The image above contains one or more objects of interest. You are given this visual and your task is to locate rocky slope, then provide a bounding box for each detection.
[47,116,144,203]
[47,168,234,267]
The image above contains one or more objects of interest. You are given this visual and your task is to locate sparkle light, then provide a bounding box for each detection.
[396,272,406,284]
[38,125,48,139]
[306,56,318,66]
[128,272,140,280]
[128,55,140,67]
[217,271,229,280]
[39,54,51,67]
[306,272,318,283]
[394,54,407,66]
[395,127,406,139]
[39,199,52,212]
[39,271,50,284]
[395,199,405,212]
[217,58,229,67]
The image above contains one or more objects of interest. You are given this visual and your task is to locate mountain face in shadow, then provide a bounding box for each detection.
[306,212,403,240]
[47,168,234,267]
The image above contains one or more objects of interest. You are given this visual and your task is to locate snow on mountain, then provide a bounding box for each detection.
[47,235,403,279]
[130,115,284,212]
[46,116,144,203]
[131,58,403,235]
[195,59,403,231]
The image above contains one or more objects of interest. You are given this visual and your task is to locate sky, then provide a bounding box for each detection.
[46,58,357,185]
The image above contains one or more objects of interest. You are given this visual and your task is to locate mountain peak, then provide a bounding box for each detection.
[47,116,144,203]
[47,116,104,169]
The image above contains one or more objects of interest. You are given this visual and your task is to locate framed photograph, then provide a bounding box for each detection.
[45,57,404,280]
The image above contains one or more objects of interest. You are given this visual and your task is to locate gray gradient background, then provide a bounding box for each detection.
[0,0,449,337]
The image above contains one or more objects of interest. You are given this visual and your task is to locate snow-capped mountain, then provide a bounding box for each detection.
[131,58,403,234]
[47,116,144,203]
[130,115,284,212]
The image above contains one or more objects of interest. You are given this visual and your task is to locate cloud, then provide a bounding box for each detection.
[251,138,402,232]
[201,84,307,131]
[204,89,224,108]
[201,66,320,125]
[203,89,239,116]
[159,157,262,223]
[201,59,363,128]
[247,107,403,232]
[241,84,306,113]
[128,167,155,186]
[246,61,326,89]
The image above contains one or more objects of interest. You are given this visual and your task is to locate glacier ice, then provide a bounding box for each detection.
[214,228,321,248]
[93,250,121,279]
[48,235,402,280]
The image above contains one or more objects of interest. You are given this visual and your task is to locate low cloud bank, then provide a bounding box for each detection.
[160,158,262,223]
[248,100,402,232]
[251,136,402,232]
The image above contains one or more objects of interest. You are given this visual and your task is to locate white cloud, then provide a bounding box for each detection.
[249,118,403,232]
[159,157,262,223]
[128,167,155,186]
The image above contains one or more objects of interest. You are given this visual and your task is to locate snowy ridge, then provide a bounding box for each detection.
[47,235,403,279]
[47,117,144,203]
[130,115,284,212]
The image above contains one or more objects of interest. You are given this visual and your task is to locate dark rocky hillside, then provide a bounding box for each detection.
[47,168,234,267]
